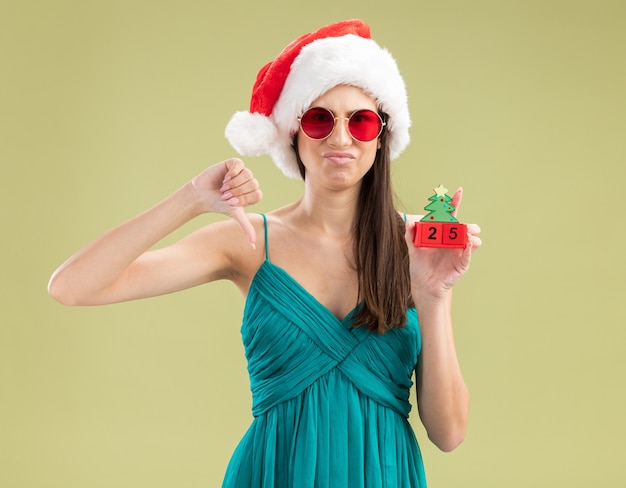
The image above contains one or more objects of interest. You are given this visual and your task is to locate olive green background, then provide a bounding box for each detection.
[2,0,624,486]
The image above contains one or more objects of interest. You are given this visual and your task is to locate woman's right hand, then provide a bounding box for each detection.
[191,158,263,248]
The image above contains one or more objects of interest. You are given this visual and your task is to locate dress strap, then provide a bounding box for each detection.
[261,213,269,261]
[403,212,407,223]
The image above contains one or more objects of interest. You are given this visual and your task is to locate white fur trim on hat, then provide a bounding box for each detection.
[225,111,277,157]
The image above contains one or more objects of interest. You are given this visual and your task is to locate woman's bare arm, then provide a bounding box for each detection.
[48,158,262,306]
[406,188,481,451]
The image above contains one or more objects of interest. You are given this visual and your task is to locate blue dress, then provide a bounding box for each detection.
[223,215,427,487]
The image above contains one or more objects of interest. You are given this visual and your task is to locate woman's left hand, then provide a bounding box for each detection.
[405,187,482,301]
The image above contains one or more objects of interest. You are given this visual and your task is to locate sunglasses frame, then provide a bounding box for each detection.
[297,107,386,142]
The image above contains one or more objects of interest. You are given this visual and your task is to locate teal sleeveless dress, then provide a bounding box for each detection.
[222,215,427,487]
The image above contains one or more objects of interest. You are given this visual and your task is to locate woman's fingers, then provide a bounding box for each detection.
[466,223,482,249]
[220,160,262,206]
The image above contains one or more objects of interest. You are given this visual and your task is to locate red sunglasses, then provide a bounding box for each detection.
[298,107,386,142]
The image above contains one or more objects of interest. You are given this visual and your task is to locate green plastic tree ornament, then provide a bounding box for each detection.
[414,185,468,248]
[421,184,459,223]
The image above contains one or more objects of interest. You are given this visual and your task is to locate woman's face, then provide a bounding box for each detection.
[296,85,381,191]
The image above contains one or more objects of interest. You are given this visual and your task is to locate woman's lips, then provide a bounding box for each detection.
[324,152,355,165]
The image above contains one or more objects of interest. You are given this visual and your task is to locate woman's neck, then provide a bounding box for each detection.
[292,182,361,238]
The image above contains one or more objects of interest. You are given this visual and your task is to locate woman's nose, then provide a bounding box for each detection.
[327,117,352,146]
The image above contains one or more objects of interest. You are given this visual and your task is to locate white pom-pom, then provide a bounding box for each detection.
[225,111,277,156]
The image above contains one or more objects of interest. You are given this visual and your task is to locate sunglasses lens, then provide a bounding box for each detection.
[300,108,335,139]
[349,110,383,141]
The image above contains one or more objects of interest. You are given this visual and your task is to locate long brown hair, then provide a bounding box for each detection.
[294,113,413,334]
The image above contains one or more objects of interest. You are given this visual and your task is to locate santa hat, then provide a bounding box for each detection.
[225,19,411,179]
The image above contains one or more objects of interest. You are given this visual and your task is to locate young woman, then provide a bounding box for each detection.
[49,19,481,487]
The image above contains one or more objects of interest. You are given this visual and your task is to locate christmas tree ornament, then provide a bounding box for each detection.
[413,185,468,248]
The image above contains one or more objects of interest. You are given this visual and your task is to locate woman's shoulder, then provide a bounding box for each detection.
[181,213,267,286]
[253,203,302,236]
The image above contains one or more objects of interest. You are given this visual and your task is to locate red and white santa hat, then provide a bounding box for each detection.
[225,19,411,179]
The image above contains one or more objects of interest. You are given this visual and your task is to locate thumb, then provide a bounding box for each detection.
[451,187,463,217]
[228,205,257,250]
[405,218,416,244]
